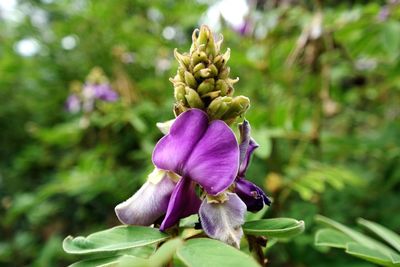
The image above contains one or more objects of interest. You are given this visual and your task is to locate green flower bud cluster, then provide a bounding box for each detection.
[170,25,250,124]
[86,67,109,84]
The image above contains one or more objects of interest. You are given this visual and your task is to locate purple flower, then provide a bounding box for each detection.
[83,83,118,102]
[235,120,271,212]
[116,109,239,230]
[94,84,119,101]
[65,94,81,113]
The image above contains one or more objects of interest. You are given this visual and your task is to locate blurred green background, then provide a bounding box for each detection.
[1,0,400,266]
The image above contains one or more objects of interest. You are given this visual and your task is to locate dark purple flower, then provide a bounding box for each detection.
[153,109,239,230]
[65,94,81,113]
[235,120,271,212]
[115,109,239,230]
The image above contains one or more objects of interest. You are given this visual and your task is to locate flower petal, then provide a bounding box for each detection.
[115,174,176,226]
[238,120,259,176]
[184,120,239,195]
[152,109,209,174]
[160,177,201,230]
[235,178,271,212]
[156,119,175,135]
[199,192,246,248]
[94,84,118,101]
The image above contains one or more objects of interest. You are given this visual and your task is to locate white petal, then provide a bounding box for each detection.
[156,119,175,135]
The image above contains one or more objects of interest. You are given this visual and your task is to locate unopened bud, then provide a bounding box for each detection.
[218,67,230,79]
[185,87,204,109]
[215,79,229,96]
[198,68,211,78]
[174,49,190,69]
[222,48,231,63]
[208,96,232,119]
[208,64,218,77]
[222,96,250,120]
[184,71,197,88]
[198,25,216,58]
[201,90,220,100]
[193,62,206,73]
[191,51,208,66]
[174,85,186,103]
[213,55,224,69]
[197,78,215,95]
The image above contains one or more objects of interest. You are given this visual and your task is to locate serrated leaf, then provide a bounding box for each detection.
[176,238,260,267]
[63,225,169,254]
[243,218,305,239]
[358,218,400,253]
[315,228,354,249]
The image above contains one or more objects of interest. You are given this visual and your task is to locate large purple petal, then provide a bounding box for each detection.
[115,174,176,226]
[184,120,239,195]
[235,178,271,212]
[160,177,201,230]
[152,109,209,175]
[199,193,246,248]
[238,120,259,176]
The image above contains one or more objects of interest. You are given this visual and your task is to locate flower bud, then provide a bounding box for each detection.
[185,87,204,109]
[215,79,229,96]
[174,49,190,69]
[213,55,224,69]
[191,51,208,66]
[218,67,230,79]
[184,71,197,88]
[208,64,218,77]
[174,85,186,104]
[198,68,211,79]
[198,25,216,58]
[202,90,221,100]
[208,96,232,119]
[222,96,250,120]
[197,78,215,95]
[222,48,231,64]
[193,62,206,74]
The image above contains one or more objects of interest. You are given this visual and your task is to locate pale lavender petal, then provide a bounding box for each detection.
[236,178,271,212]
[238,120,259,176]
[160,177,201,230]
[94,84,118,101]
[115,175,176,226]
[66,94,81,113]
[184,120,239,195]
[152,109,208,174]
[199,193,246,248]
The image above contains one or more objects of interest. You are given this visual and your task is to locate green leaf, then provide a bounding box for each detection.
[315,228,354,249]
[69,255,147,267]
[63,225,169,254]
[243,218,305,239]
[176,238,260,267]
[346,243,399,267]
[315,215,397,256]
[358,218,400,253]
